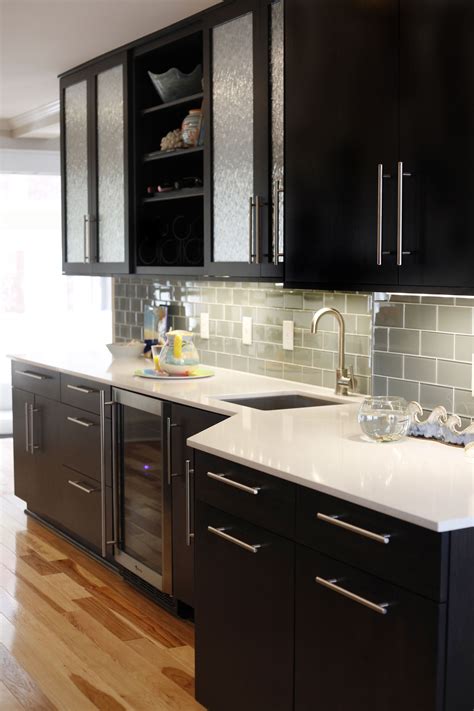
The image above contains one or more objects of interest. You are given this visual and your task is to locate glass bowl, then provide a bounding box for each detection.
[358,397,410,443]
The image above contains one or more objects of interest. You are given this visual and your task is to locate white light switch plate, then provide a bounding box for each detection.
[201,312,210,340]
[242,316,253,345]
[283,320,294,351]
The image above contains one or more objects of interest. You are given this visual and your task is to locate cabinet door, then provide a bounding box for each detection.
[195,502,294,711]
[90,53,130,274]
[398,0,474,291]
[295,546,446,711]
[12,388,35,503]
[284,0,399,290]
[170,405,225,607]
[206,0,271,277]
[61,70,92,275]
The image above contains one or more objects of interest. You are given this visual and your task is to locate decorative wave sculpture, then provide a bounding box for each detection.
[407,401,474,447]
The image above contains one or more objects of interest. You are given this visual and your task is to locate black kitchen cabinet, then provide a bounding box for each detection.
[294,546,446,711]
[204,0,284,279]
[169,404,226,607]
[285,0,474,294]
[12,388,37,503]
[194,502,294,711]
[60,51,131,275]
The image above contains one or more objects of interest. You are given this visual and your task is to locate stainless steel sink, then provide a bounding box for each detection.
[220,394,343,411]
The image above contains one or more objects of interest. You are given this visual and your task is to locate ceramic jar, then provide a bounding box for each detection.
[158,330,200,375]
[181,109,202,147]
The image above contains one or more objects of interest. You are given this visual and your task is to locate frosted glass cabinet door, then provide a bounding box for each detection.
[271,0,284,265]
[64,80,89,264]
[212,12,255,264]
[96,64,125,264]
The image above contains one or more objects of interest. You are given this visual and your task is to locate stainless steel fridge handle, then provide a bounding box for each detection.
[207,526,261,554]
[248,196,256,264]
[185,459,194,547]
[273,179,284,265]
[316,577,389,615]
[99,392,111,557]
[108,400,119,547]
[397,162,412,266]
[166,417,177,486]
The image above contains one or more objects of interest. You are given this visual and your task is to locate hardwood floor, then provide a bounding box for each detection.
[0,438,204,711]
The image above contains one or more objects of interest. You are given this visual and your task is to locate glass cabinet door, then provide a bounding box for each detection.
[96,63,126,266]
[63,79,89,268]
[270,0,284,266]
[211,7,257,269]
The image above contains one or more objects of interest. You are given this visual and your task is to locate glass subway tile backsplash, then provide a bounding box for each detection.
[373,293,474,418]
[114,277,372,394]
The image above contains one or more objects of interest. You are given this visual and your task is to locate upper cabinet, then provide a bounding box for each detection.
[205,0,283,279]
[285,0,474,294]
[60,52,130,275]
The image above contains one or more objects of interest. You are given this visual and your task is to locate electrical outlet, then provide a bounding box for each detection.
[242,316,253,345]
[201,312,210,340]
[283,320,294,351]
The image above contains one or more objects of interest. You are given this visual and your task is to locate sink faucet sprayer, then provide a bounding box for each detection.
[310,307,356,396]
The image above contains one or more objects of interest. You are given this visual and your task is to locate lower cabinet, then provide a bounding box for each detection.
[294,546,446,711]
[194,502,295,711]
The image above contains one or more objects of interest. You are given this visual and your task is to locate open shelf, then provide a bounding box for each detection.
[143,187,204,203]
[143,146,203,163]
[141,92,203,116]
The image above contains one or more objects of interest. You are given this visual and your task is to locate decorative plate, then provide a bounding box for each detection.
[134,367,214,380]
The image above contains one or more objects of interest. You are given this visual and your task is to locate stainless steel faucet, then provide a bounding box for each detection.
[310,307,356,396]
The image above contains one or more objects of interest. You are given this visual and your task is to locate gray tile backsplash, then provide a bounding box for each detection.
[373,294,474,418]
[114,278,372,394]
[113,278,474,418]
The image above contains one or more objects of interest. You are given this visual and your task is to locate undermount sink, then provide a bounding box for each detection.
[220,393,344,411]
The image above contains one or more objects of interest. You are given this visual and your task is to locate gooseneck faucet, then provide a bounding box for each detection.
[311,307,356,396]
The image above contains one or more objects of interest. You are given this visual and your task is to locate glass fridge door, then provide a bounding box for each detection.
[113,389,171,593]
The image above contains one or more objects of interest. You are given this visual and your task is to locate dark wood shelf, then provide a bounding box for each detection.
[143,187,204,203]
[143,146,204,162]
[141,92,203,116]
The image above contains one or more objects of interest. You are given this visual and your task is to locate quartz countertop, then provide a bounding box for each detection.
[10,350,474,532]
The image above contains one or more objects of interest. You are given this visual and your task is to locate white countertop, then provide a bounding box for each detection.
[10,350,474,532]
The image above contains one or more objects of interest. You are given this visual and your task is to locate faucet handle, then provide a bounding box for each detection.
[335,365,356,396]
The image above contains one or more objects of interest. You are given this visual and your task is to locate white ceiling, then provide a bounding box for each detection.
[0,0,220,121]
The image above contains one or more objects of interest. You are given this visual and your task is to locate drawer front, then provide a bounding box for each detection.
[12,361,60,400]
[295,545,446,711]
[296,487,449,602]
[195,452,295,538]
[60,404,111,486]
[61,374,111,417]
[53,465,104,552]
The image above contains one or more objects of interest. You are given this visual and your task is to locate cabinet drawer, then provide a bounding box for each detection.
[296,487,449,602]
[295,545,446,711]
[12,362,60,400]
[61,374,111,417]
[195,452,295,538]
[60,404,111,486]
[53,465,105,552]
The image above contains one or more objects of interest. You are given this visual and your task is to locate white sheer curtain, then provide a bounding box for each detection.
[0,164,112,434]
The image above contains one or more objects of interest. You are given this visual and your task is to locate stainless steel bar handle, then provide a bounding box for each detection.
[109,400,119,546]
[255,195,262,266]
[185,459,194,547]
[15,370,46,381]
[24,402,30,454]
[317,513,390,545]
[29,405,39,454]
[377,164,384,266]
[272,180,284,265]
[84,215,90,263]
[68,479,99,494]
[166,417,177,486]
[208,526,261,554]
[396,162,412,266]
[99,391,106,557]
[66,415,95,428]
[207,471,261,496]
[248,196,256,263]
[67,384,96,394]
[316,577,389,615]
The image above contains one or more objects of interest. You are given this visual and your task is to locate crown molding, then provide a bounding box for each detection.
[2,100,60,139]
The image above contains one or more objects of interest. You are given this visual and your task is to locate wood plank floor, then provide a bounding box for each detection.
[0,438,204,711]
